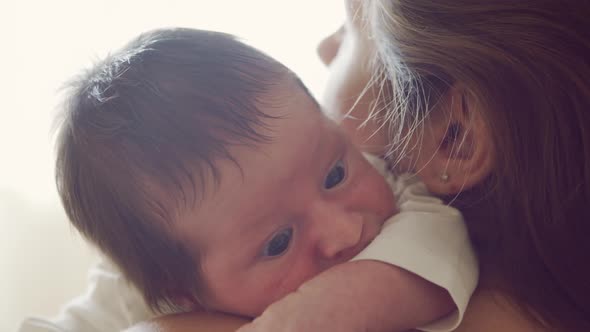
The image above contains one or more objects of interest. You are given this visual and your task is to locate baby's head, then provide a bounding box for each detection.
[56,28,395,316]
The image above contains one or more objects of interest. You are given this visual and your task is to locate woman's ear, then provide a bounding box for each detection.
[405,85,495,195]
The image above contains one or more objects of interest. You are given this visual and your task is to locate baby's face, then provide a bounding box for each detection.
[172,78,396,317]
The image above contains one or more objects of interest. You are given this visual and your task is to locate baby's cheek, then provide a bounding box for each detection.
[361,165,397,216]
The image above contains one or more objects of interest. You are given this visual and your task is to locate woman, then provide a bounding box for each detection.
[150,0,590,331]
[348,0,589,331]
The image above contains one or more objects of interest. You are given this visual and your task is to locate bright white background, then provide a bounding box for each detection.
[0,1,344,330]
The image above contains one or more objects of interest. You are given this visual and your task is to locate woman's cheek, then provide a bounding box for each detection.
[322,75,388,154]
[323,57,387,154]
[340,113,389,156]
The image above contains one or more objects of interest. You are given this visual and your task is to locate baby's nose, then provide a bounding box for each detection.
[311,204,364,260]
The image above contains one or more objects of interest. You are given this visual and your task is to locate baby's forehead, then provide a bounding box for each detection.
[164,74,323,201]
[180,99,332,216]
[169,72,330,210]
[212,77,327,164]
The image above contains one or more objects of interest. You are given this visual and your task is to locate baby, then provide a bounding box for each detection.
[54,28,476,332]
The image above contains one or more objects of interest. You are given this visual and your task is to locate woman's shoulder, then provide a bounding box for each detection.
[453,288,547,332]
[123,312,247,332]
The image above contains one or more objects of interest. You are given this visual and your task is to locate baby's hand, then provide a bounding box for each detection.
[236,260,452,332]
[235,287,366,332]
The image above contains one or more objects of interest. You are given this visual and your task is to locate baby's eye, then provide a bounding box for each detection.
[262,228,293,257]
[324,160,346,189]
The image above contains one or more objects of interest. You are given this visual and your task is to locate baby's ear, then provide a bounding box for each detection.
[408,84,495,195]
[169,291,206,312]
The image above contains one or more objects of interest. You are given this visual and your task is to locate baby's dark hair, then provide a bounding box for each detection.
[55,28,291,312]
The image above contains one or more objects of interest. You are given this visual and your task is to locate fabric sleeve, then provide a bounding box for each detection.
[18,258,153,332]
[352,178,478,332]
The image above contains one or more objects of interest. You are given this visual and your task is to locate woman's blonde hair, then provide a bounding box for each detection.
[366,1,590,330]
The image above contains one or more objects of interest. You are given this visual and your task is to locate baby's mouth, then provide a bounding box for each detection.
[348,220,373,260]
[356,215,388,255]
